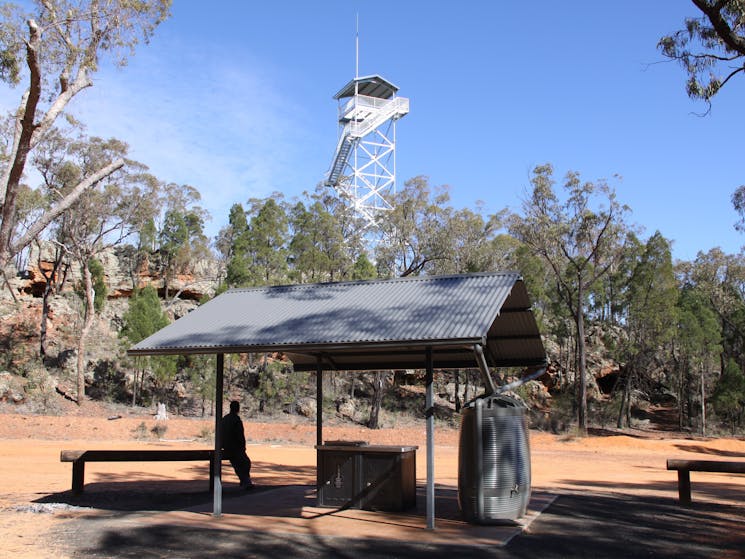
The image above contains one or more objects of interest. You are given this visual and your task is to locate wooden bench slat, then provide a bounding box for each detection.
[60,449,236,494]
[667,458,745,505]
[666,459,745,474]
[61,449,214,462]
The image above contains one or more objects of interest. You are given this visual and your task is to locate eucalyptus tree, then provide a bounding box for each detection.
[681,248,745,368]
[375,176,451,277]
[426,207,518,276]
[351,253,376,280]
[674,285,721,431]
[245,195,289,286]
[659,0,745,108]
[616,232,678,429]
[288,199,348,283]
[222,202,251,288]
[0,0,170,277]
[712,358,745,433]
[508,164,630,433]
[121,285,172,407]
[156,183,210,300]
[58,136,157,404]
[695,249,745,433]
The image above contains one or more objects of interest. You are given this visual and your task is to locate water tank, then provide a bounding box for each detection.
[458,394,531,523]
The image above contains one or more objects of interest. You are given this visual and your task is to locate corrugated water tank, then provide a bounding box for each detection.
[458,394,531,523]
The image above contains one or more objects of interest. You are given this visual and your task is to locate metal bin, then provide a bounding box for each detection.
[316,442,417,511]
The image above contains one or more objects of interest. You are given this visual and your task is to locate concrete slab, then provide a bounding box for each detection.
[153,485,556,548]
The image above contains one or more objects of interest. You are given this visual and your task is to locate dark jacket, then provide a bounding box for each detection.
[221,412,246,453]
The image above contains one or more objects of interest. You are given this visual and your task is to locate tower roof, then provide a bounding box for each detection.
[334,74,399,100]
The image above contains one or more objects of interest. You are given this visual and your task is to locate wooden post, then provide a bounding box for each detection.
[426,347,435,530]
[678,470,691,504]
[213,353,224,517]
[72,460,85,494]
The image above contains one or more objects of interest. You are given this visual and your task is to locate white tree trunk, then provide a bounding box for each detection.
[76,263,95,405]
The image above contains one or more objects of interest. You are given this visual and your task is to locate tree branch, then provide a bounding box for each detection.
[8,158,124,257]
[0,90,28,207]
[717,64,745,89]
[693,0,745,56]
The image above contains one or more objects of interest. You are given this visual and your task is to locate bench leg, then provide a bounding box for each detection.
[677,470,691,504]
[72,460,85,494]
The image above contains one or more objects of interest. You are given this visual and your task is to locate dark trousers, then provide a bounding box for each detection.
[228,449,252,485]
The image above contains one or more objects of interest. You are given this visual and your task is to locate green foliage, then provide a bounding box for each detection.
[659,0,745,106]
[374,176,451,277]
[256,359,287,410]
[733,185,745,233]
[121,286,169,345]
[508,164,630,431]
[0,4,23,84]
[120,285,176,401]
[89,258,108,312]
[182,354,215,413]
[253,358,307,413]
[225,203,252,287]
[712,359,745,431]
[351,253,377,280]
[246,196,289,285]
[288,199,350,282]
[75,258,107,312]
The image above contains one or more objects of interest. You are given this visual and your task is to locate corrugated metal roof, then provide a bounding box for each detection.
[334,74,399,100]
[128,272,546,371]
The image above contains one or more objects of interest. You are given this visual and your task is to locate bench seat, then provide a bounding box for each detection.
[667,459,745,504]
[61,449,232,493]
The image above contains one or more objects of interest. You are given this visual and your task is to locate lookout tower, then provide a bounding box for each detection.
[324,74,409,228]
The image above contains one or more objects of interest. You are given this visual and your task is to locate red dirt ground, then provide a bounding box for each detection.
[1,405,744,558]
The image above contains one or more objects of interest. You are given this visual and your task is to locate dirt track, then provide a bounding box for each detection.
[1,411,744,558]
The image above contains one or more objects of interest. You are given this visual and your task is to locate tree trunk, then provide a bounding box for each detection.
[132,368,138,407]
[575,283,588,434]
[700,367,706,437]
[39,246,65,358]
[367,371,385,429]
[617,366,633,429]
[454,369,461,412]
[40,281,52,358]
[76,262,95,405]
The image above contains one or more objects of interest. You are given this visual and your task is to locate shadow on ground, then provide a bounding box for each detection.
[507,493,745,559]
[46,490,745,559]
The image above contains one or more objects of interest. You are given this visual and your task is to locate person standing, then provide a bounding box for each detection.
[221,400,253,489]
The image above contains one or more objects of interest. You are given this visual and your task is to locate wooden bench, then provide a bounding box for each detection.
[667,459,745,504]
[60,449,233,494]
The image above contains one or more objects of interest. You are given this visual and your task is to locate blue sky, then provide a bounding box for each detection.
[4,1,744,262]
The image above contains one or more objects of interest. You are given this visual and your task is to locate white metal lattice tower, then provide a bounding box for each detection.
[324,74,409,229]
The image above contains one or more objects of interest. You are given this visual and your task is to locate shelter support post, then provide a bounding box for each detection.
[426,347,435,530]
[316,357,323,447]
[316,357,323,504]
[213,353,224,517]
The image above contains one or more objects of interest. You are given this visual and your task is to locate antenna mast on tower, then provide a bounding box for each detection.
[324,22,409,229]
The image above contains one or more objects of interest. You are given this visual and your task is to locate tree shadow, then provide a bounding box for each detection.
[673,444,745,458]
[507,492,745,559]
[36,460,316,512]
[52,489,745,559]
[554,476,745,504]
